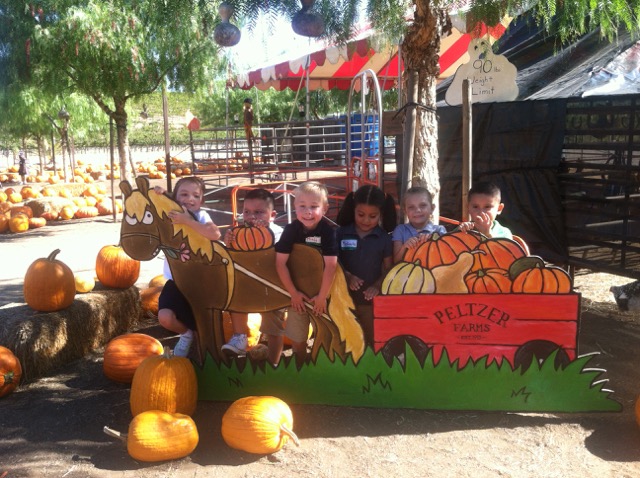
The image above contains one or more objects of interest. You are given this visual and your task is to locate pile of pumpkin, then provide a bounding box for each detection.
[0,184,123,233]
[102,333,298,461]
[382,232,572,295]
[136,156,192,180]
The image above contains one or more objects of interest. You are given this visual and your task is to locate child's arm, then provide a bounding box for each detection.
[275,252,307,313]
[344,270,364,291]
[310,255,338,316]
[362,255,393,301]
[393,235,427,263]
[169,207,221,241]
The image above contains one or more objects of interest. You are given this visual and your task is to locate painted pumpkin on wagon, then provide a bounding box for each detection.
[381,261,436,295]
[509,257,572,294]
[403,231,480,269]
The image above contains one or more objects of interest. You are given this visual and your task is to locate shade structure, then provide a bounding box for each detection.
[234,22,511,92]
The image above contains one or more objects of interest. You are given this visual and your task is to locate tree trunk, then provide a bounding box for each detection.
[402,0,450,221]
[112,98,131,183]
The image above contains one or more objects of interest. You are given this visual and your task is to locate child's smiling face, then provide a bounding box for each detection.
[174,182,204,213]
[404,192,434,230]
[294,192,326,231]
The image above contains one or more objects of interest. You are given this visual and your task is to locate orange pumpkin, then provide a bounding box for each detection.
[148,274,168,288]
[130,348,198,417]
[0,215,9,233]
[474,237,527,271]
[510,257,572,294]
[403,232,478,269]
[464,268,512,293]
[23,249,76,311]
[103,333,164,383]
[96,245,140,289]
[10,205,33,218]
[140,286,163,316]
[74,206,99,218]
[28,217,46,229]
[8,192,23,204]
[9,213,30,233]
[227,225,275,251]
[40,210,59,221]
[0,346,22,398]
[59,206,75,220]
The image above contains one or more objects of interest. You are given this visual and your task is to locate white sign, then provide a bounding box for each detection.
[445,39,518,106]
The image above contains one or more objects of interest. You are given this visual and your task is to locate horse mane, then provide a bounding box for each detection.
[124,191,150,222]
[328,266,365,362]
[147,189,215,261]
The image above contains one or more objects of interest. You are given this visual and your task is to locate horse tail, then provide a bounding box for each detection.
[327,265,365,363]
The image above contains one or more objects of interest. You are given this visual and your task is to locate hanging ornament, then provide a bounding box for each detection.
[291,0,325,38]
[214,3,241,47]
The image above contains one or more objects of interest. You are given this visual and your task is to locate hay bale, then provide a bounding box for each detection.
[26,197,75,217]
[0,285,143,382]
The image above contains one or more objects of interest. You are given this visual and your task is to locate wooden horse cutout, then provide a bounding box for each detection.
[119,177,365,364]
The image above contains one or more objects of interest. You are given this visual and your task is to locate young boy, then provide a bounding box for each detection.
[274,181,338,366]
[154,177,221,357]
[459,181,513,239]
[221,189,284,363]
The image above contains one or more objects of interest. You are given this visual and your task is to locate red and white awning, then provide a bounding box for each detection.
[233,21,510,91]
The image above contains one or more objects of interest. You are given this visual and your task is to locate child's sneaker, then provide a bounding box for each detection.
[173,331,194,357]
[221,333,247,355]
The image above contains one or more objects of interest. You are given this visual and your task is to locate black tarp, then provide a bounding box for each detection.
[438,99,568,262]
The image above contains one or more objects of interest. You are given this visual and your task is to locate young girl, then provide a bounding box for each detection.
[336,185,397,344]
[392,186,446,263]
[154,177,221,357]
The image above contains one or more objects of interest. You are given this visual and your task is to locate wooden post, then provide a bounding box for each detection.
[109,116,116,223]
[462,79,472,221]
[162,82,172,193]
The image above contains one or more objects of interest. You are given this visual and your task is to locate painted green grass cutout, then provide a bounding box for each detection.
[197,347,621,412]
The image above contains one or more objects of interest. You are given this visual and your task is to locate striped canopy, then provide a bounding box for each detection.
[233,21,510,91]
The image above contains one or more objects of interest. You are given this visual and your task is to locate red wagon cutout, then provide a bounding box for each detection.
[373,292,580,370]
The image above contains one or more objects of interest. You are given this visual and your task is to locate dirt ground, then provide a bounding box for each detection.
[1,215,640,477]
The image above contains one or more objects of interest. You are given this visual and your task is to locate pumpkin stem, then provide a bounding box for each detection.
[103,426,127,442]
[48,249,61,261]
[280,424,300,447]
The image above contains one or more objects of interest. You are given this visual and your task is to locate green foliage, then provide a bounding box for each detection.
[197,346,621,412]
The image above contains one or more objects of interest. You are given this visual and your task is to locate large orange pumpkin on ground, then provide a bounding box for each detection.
[403,232,479,269]
[0,346,22,398]
[23,249,76,311]
[130,348,197,417]
[96,245,140,288]
[221,396,299,454]
[103,333,164,383]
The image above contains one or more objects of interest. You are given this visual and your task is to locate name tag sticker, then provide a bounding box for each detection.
[341,239,357,250]
[306,236,321,245]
